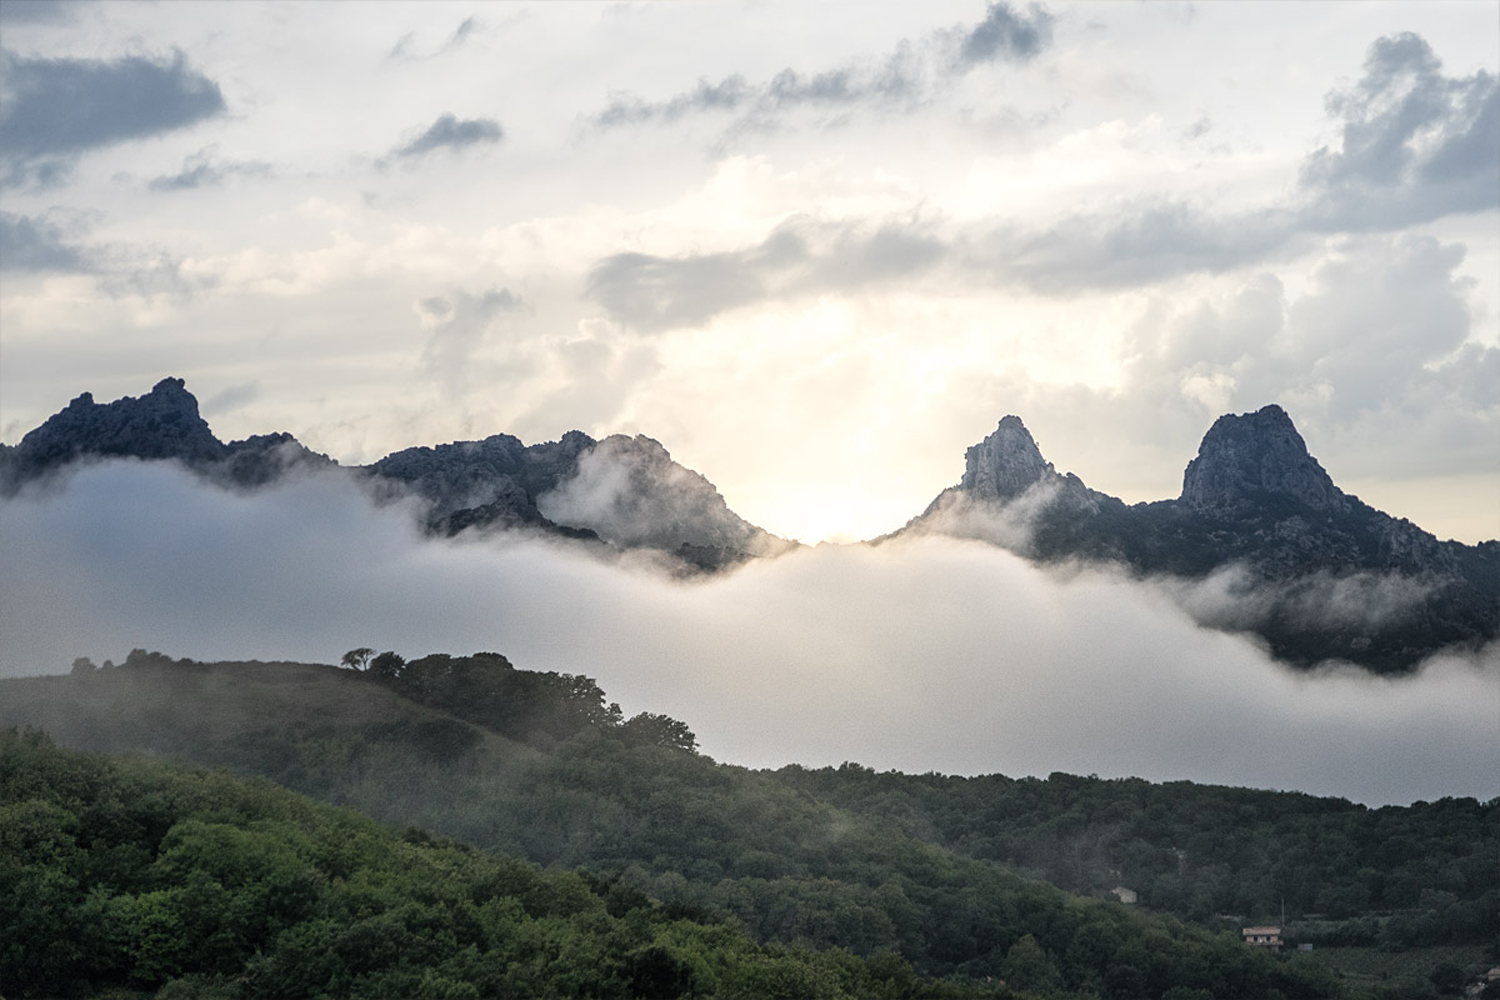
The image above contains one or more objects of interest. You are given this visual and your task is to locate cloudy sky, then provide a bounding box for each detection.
[2,0,1497,546]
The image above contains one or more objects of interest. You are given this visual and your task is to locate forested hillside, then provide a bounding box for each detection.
[0,729,972,999]
[772,765,1497,950]
[3,653,1493,997]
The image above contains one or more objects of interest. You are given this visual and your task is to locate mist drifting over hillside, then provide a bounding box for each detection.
[3,459,1495,807]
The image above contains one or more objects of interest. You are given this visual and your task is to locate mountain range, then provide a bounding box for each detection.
[2,377,1495,672]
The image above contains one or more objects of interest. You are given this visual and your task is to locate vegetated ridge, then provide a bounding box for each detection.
[3,651,1495,998]
[0,728,984,1000]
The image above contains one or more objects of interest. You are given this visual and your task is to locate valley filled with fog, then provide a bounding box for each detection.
[4,458,1494,807]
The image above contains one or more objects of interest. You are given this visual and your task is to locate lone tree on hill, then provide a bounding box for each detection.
[341,647,375,671]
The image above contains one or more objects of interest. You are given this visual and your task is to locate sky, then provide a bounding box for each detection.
[1,0,1497,545]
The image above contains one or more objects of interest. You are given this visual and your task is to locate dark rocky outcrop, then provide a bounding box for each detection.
[0,378,334,493]
[906,406,1499,672]
[365,429,790,565]
[365,431,595,538]
[1180,405,1344,514]
[1,378,787,569]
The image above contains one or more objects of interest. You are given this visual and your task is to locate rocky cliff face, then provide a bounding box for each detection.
[1180,405,1345,513]
[1,378,787,569]
[959,415,1055,500]
[0,378,333,492]
[365,431,596,535]
[908,405,1498,672]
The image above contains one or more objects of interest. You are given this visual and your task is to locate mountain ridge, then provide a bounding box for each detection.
[0,377,789,569]
[2,377,1494,670]
[904,407,1498,671]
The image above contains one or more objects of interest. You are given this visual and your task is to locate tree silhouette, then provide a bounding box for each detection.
[369,651,406,679]
[341,647,375,671]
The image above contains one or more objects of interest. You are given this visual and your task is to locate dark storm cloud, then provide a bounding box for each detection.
[147,149,272,192]
[956,2,1054,66]
[393,114,503,158]
[1300,32,1499,230]
[0,210,90,272]
[589,4,1048,134]
[0,49,225,186]
[1,460,1494,806]
[586,217,946,333]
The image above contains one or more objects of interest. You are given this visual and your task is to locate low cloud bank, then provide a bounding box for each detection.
[917,483,1446,636]
[2,460,1495,806]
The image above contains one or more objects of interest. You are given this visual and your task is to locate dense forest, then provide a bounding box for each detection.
[2,651,1495,998]
[0,729,971,999]
[773,765,1498,949]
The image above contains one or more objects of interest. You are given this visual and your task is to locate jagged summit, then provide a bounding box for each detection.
[1,377,788,569]
[1181,404,1344,512]
[959,415,1055,500]
[15,376,222,470]
[905,402,1498,672]
[1,377,332,492]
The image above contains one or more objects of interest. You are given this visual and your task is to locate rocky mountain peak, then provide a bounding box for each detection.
[958,415,1056,500]
[14,375,224,473]
[1180,404,1344,512]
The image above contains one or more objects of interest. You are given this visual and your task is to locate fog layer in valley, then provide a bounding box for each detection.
[2,460,1496,806]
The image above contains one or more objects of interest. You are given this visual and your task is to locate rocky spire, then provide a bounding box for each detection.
[12,376,226,472]
[958,415,1056,500]
[1180,404,1344,512]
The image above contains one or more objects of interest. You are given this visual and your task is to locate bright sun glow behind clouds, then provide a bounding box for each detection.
[0,1,1496,544]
